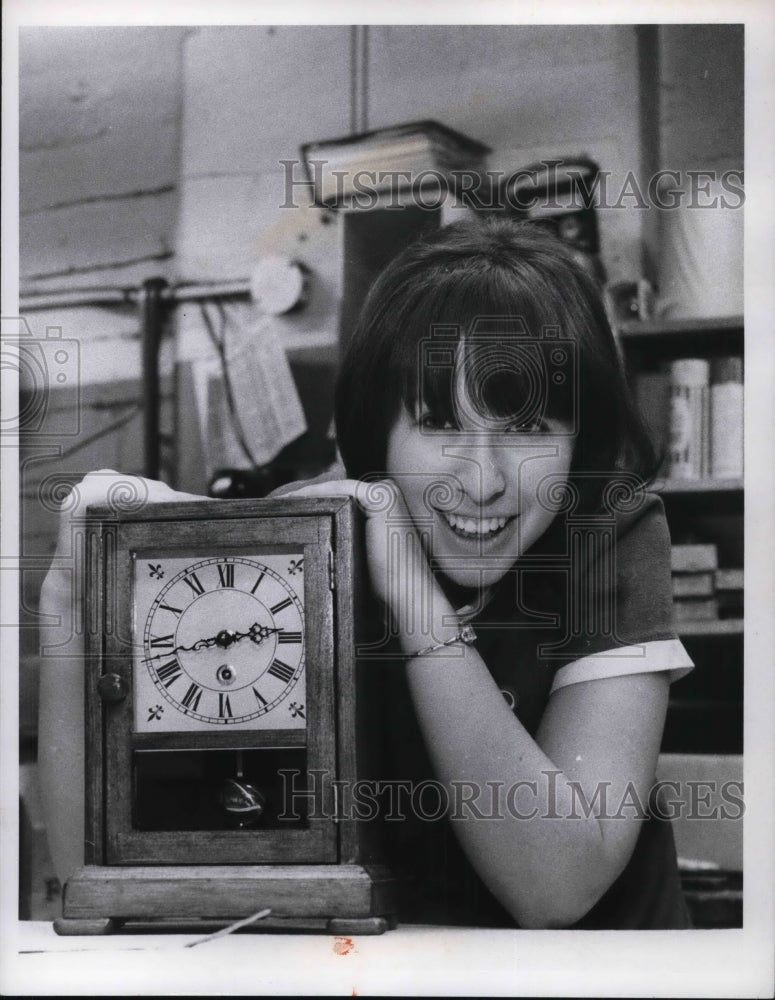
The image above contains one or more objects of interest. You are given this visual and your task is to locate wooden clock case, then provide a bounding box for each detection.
[55,496,397,935]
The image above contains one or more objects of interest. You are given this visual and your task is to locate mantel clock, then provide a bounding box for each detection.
[55,496,396,935]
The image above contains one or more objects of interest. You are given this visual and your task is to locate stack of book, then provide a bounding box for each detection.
[635,355,743,481]
[671,543,719,623]
[300,120,490,207]
[671,545,744,624]
[714,567,744,619]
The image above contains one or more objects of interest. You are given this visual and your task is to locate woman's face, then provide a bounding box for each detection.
[385,379,576,593]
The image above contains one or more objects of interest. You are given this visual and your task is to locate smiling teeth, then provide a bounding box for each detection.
[443,513,508,537]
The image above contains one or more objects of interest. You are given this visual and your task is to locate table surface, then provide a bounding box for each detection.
[2,918,767,997]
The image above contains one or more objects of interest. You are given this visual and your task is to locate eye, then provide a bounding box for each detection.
[504,416,549,434]
[418,411,455,432]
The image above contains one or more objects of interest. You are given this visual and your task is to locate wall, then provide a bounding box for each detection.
[173,24,648,493]
[18,26,186,750]
[658,24,744,173]
[638,25,745,283]
[176,24,646,293]
[20,25,187,293]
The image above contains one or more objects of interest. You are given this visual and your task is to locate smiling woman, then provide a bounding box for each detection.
[284,218,695,928]
[38,218,697,931]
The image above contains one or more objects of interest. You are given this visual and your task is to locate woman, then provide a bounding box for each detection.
[39,218,693,928]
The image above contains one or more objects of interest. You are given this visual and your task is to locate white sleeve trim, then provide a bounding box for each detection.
[549,639,695,694]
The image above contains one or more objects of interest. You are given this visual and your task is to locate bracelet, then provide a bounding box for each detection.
[404,626,477,659]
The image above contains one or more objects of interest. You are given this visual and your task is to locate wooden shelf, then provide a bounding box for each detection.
[617,315,743,361]
[621,313,744,753]
[657,478,743,495]
[676,618,743,637]
[618,315,743,338]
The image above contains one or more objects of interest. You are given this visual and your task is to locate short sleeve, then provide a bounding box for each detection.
[547,492,694,691]
[550,638,694,693]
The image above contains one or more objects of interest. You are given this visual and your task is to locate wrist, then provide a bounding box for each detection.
[395,581,466,657]
[401,625,477,660]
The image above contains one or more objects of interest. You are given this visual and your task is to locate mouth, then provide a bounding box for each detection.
[440,512,515,540]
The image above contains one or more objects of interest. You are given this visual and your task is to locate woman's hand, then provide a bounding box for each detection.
[38,470,205,884]
[41,468,202,605]
[280,478,449,648]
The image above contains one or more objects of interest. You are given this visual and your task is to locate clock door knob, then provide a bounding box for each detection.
[97,673,129,703]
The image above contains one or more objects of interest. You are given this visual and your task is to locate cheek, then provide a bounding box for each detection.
[386,426,442,478]
[517,443,574,507]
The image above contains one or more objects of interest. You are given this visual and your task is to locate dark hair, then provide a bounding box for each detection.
[335,217,658,512]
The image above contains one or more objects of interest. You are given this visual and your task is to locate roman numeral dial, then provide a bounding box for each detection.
[135,552,305,732]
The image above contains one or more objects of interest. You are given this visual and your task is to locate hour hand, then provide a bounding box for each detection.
[192,624,279,648]
[240,623,280,645]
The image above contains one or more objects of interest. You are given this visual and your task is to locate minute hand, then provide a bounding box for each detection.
[147,623,280,660]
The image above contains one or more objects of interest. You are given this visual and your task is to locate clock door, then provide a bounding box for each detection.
[96,511,339,865]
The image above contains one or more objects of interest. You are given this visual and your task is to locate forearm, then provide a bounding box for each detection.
[37,471,207,884]
[398,588,624,928]
[39,566,86,884]
[404,651,619,926]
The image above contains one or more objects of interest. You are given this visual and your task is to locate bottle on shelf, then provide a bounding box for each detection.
[667,359,710,480]
[710,356,744,479]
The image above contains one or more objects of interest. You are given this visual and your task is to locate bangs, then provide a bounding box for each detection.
[336,217,658,492]
[391,272,576,429]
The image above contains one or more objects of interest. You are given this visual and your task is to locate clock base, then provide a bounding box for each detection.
[52,917,119,936]
[56,863,397,935]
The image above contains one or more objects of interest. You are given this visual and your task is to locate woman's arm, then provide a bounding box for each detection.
[38,471,204,884]
[404,638,669,928]
[283,476,669,928]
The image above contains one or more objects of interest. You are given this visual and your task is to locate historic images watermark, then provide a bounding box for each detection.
[278,769,745,824]
[280,159,745,212]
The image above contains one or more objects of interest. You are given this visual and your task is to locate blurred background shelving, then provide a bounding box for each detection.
[618,314,744,759]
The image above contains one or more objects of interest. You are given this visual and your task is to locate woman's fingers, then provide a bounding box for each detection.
[281,477,406,518]
[282,478,426,613]
[43,471,205,627]
[62,469,201,518]
[279,479,360,501]
[52,470,204,550]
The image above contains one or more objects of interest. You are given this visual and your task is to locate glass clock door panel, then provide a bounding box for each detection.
[133,747,309,832]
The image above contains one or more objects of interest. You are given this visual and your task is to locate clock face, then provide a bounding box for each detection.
[133,551,306,733]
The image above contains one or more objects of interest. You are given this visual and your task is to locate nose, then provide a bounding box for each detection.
[450,440,507,507]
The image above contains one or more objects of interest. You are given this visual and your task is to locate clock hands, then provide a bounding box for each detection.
[181,623,281,653]
[147,623,280,660]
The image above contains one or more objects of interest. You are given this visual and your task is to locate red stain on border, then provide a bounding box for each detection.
[333,935,355,956]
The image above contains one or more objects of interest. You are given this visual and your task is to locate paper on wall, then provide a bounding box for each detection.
[218,311,307,468]
[206,374,250,471]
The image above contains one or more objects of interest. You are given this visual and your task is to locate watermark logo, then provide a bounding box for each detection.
[1,317,81,440]
[280,159,745,213]
[276,769,745,824]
